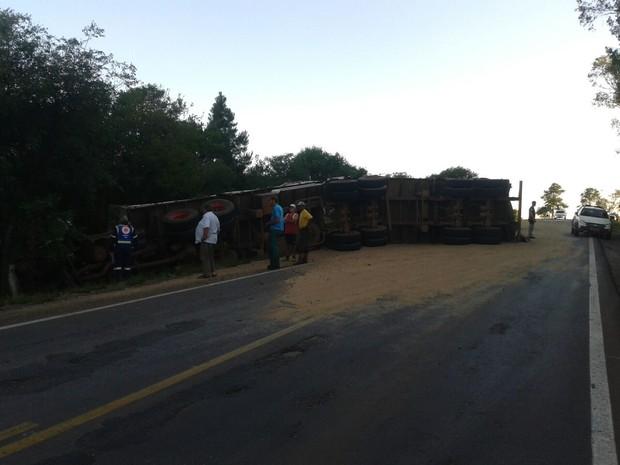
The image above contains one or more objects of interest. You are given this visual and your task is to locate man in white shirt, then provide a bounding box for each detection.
[195,204,220,278]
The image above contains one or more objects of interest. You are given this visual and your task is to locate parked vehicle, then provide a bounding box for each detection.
[554,209,566,220]
[571,205,612,239]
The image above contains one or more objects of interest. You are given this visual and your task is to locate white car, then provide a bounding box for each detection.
[571,206,612,239]
[554,209,566,220]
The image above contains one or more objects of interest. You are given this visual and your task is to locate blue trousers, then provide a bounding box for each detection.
[270,230,283,268]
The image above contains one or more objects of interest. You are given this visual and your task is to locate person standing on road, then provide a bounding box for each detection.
[295,201,313,265]
[195,204,220,279]
[267,196,284,270]
[284,204,299,262]
[528,201,537,239]
[111,215,138,281]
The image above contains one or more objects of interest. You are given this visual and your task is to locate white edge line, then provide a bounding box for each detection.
[590,237,618,465]
[0,266,304,332]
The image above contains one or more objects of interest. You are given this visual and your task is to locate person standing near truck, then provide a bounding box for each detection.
[111,215,138,280]
[528,201,537,239]
[195,204,220,279]
[295,201,313,265]
[284,204,299,261]
[268,196,284,270]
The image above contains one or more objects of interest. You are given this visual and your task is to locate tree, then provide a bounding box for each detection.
[0,9,135,294]
[109,84,206,204]
[580,187,606,206]
[536,206,552,218]
[202,92,252,180]
[288,147,366,181]
[607,189,620,213]
[540,183,568,215]
[577,1,620,130]
[433,166,478,179]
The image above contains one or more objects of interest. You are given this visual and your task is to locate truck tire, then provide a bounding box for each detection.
[324,179,358,193]
[204,198,235,217]
[441,227,473,245]
[328,230,362,245]
[360,226,388,241]
[364,237,387,247]
[330,241,362,251]
[359,185,387,199]
[162,208,200,233]
[358,176,388,189]
[440,187,473,199]
[327,190,360,203]
[473,227,503,244]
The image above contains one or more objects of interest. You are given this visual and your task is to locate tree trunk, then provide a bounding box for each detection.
[0,222,15,297]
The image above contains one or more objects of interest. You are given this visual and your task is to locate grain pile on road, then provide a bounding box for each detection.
[270,221,580,322]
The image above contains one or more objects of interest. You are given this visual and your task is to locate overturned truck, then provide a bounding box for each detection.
[73,176,520,283]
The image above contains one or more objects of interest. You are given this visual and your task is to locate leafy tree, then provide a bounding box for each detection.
[0,9,134,294]
[288,147,366,181]
[540,183,568,215]
[109,84,206,204]
[202,92,252,180]
[536,206,552,218]
[433,166,478,179]
[580,187,606,206]
[577,1,620,130]
[607,189,620,213]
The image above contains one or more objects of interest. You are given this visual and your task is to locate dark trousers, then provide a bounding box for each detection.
[200,242,216,277]
[270,230,283,268]
[113,245,133,271]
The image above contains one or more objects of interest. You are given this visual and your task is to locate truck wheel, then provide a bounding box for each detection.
[327,190,359,203]
[360,226,388,241]
[359,185,387,199]
[441,227,473,245]
[205,198,236,217]
[358,175,388,189]
[473,227,502,245]
[330,241,362,251]
[364,237,387,247]
[324,179,359,193]
[328,231,362,245]
[162,208,200,233]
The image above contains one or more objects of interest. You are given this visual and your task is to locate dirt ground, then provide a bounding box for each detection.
[0,221,577,327]
[269,220,580,322]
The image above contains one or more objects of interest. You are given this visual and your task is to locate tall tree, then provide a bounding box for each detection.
[202,92,252,179]
[433,166,479,179]
[577,1,620,130]
[0,9,134,294]
[580,187,605,206]
[607,189,620,213]
[540,183,568,214]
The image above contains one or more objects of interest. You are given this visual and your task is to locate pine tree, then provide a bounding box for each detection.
[203,92,252,178]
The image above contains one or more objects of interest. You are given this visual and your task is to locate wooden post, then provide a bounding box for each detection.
[517,180,523,239]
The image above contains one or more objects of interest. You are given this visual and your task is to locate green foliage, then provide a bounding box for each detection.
[109,85,207,204]
[250,147,367,185]
[433,166,478,179]
[536,206,552,218]
[540,183,568,214]
[580,187,607,207]
[577,1,620,131]
[203,92,252,180]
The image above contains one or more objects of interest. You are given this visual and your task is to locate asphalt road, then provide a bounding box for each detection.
[0,224,613,465]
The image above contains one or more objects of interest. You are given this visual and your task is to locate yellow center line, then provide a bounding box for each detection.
[0,422,38,443]
[0,317,318,459]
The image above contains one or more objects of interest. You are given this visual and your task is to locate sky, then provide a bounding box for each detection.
[10,0,620,214]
